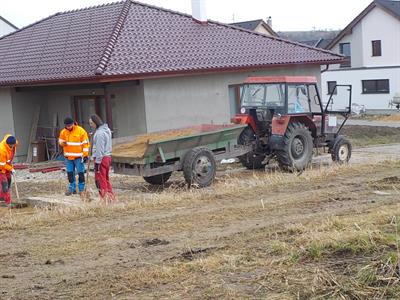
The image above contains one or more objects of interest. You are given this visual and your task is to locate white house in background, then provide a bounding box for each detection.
[0,16,18,37]
[322,0,400,113]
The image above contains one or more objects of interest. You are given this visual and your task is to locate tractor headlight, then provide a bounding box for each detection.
[240,107,246,114]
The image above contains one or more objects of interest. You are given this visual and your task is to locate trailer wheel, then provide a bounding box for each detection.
[183,147,216,188]
[331,138,352,163]
[143,172,172,185]
[276,122,313,171]
[238,126,266,169]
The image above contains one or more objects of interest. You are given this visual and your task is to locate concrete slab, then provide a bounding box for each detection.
[24,195,87,207]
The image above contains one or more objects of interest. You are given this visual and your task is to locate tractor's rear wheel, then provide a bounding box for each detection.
[183,147,216,188]
[276,122,313,171]
[238,126,266,169]
[143,172,172,185]
[331,138,352,163]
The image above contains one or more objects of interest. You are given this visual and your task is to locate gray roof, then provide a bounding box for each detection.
[375,0,400,18]
[278,31,339,49]
[0,16,18,30]
[230,19,263,31]
[229,19,276,36]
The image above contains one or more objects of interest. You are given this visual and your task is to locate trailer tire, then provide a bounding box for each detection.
[276,122,313,171]
[331,138,352,163]
[183,147,216,188]
[237,126,266,169]
[143,172,172,185]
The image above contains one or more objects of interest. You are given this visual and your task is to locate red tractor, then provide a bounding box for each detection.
[232,76,352,170]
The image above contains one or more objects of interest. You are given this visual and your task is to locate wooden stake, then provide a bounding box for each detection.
[26,106,41,163]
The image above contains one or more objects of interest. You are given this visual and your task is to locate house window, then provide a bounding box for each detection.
[327,81,337,95]
[339,43,351,67]
[362,79,389,94]
[372,40,381,56]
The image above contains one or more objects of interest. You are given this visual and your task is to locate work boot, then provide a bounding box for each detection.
[65,190,77,196]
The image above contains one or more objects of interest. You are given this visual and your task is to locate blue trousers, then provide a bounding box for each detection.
[65,158,85,192]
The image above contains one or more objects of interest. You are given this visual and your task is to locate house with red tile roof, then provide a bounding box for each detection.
[0,0,344,160]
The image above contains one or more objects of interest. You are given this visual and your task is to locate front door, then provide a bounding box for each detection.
[73,96,107,132]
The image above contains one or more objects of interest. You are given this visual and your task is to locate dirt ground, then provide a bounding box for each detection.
[1,129,400,299]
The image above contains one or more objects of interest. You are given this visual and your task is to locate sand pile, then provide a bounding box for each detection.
[380,114,400,122]
[113,128,197,159]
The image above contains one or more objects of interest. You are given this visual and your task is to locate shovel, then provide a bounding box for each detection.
[10,173,28,209]
[80,140,93,202]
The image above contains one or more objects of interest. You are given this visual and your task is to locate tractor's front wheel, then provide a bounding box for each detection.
[238,126,266,169]
[276,122,313,171]
[331,138,352,163]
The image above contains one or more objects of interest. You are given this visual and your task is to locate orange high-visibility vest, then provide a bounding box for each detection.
[0,134,17,174]
[59,124,90,160]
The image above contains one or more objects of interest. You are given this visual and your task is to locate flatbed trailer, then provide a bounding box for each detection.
[112,124,250,187]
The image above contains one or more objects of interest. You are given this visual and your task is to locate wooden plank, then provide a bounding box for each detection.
[29,160,64,171]
[26,106,41,163]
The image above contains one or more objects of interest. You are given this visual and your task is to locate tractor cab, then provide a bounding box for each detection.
[232,76,352,170]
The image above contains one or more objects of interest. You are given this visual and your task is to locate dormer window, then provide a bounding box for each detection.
[339,43,351,67]
[372,40,382,57]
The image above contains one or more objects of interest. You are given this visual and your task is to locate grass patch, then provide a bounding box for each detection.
[342,125,400,147]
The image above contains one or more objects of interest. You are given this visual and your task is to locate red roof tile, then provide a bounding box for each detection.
[0,0,344,86]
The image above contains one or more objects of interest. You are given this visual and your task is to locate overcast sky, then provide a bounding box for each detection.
[2,0,373,31]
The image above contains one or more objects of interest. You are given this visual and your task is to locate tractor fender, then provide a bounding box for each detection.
[271,116,291,135]
[231,114,257,132]
[328,135,344,152]
[272,115,316,137]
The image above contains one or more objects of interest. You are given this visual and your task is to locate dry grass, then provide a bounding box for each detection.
[379,114,400,122]
[1,161,392,231]
[1,160,400,299]
[102,206,400,299]
[341,125,400,147]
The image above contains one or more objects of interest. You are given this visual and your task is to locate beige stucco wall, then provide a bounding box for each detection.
[143,65,322,132]
[108,81,146,138]
[0,88,15,138]
[11,90,44,160]
[255,24,272,36]
[4,67,322,158]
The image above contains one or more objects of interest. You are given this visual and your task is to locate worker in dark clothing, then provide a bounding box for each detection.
[89,114,115,202]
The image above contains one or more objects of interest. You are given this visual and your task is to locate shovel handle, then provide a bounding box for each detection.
[12,173,20,201]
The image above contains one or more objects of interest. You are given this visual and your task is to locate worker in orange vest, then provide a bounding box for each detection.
[0,134,17,207]
[59,117,90,196]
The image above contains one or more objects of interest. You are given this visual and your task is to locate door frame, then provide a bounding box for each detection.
[71,95,113,130]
